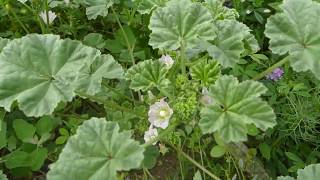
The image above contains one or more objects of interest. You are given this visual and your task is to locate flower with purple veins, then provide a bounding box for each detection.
[266,68,284,81]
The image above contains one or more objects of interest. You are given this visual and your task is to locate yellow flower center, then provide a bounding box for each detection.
[159,110,167,118]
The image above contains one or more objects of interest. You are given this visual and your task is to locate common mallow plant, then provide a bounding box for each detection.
[1,0,319,179]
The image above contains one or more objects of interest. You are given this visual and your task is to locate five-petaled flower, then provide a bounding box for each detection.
[148,98,173,129]
[266,68,284,81]
[159,55,174,69]
[144,125,158,145]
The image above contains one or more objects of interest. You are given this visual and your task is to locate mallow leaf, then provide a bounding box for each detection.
[205,20,259,68]
[277,163,320,180]
[0,38,9,53]
[199,75,276,142]
[190,58,220,86]
[134,0,168,14]
[125,60,170,91]
[265,0,320,79]
[204,0,239,21]
[47,118,145,180]
[148,0,216,51]
[75,54,124,95]
[0,170,7,180]
[0,34,121,117]
[74,0,115,20]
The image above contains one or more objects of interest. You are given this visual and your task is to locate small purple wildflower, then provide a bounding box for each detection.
[266,68,284,81]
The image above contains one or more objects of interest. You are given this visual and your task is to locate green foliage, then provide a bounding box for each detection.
[47,118,145,180]
[265,0,320,79]
[1,0,320,179]
[200,75,276,142]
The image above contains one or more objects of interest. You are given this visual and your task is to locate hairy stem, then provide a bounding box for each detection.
[180,42,186,75]
[9,8,29,34]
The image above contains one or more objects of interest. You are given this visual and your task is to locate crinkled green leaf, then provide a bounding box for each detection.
[265,0,320,79]
[0,110,6,149]
[134,0,168,14]
[148,0,216,51]
[297,164,320,180]
[193,171,202,180]
[0,170,8,180]
[74,0,114,20]
[190,59,220,86]
[0,34,120,117]
[47,118,145,180]
[277,176,295,180]
[75,54,124,95]
[277,163,320,180]
[0,38,9,53]
[200,75,276,142]
[206,20,259,68]
[204,0,239,21]
[125,60,170,91]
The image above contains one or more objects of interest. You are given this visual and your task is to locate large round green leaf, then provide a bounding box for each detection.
[148,0,216,51]
[0,38,9,53]
[297,164,320,180]
[265,0,320,79]
[277,163,320,180]
[199,75,276,142]
[205,20,259,68]
[0,34,98,116]
[75,54,124,95]
[47,118,145,180]
[0,34,123,117]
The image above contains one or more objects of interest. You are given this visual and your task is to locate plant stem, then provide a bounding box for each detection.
[111,6,135,65]
[180,42,186,75]
[9,9,29,34]
[169,144,221,180]
[111,6,142,101]
[44,0,50,33]
[102,81,136,103]
[76,91,145,118]
[252,56,290,80]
